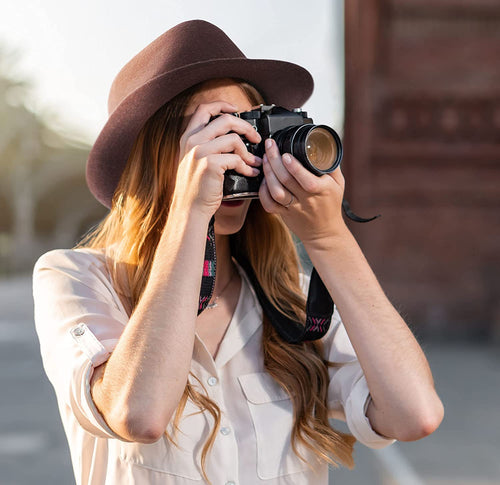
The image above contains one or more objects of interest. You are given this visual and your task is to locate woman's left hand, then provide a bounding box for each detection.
[259,138,348,248]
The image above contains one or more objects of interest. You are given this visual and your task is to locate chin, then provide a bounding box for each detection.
[214,200,252,235]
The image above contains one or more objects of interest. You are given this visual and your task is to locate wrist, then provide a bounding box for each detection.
[301,223,354,255]
[302,228,376,306]
[170,191,220,223]
[155,205,210,264]
[169,197,213,226]
[148,207,210,296]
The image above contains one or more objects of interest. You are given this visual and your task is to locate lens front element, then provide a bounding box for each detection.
[291,124,342,175]
[305,127,338,171]
[273,123,343,175]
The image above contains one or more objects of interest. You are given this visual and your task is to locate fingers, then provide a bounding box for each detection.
[206,153,261,179]
[183,101,238,135]
[182,102,261,148]
[261,154,296,207]
[328,166,345,189]
[263,138,302,191]
[262,138,327,207]
[204,113,261,144]
[195,133,262,168]
[259,178,283,213]
[266,139,323,195]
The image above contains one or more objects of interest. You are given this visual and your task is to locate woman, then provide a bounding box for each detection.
[33,20,443,485]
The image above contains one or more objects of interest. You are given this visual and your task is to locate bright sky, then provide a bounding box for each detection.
[0,0,344,145]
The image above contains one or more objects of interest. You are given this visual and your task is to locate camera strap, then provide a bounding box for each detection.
[342,199,380,223]
[197,217,334,343]
[198,219,217,314]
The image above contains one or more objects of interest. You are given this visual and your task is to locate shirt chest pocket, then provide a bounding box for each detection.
[119,399,206,481]
[238,372,313,480]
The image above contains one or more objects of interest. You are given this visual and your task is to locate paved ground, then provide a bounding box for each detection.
[1,274,499,485]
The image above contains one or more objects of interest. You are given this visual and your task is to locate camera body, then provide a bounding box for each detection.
[214,105,343,200]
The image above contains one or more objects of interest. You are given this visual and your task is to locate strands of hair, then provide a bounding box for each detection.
[75,78,355,483]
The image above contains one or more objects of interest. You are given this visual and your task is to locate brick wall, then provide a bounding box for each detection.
[343,0,500,339]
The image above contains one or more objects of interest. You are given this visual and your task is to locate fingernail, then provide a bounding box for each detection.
[254,156,263,165]
[265,138,273,150]
[252,168,260,176]
[283,153,292,164]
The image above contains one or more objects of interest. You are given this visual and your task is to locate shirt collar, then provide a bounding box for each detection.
[193,259,263,370]
[214,260,263,368]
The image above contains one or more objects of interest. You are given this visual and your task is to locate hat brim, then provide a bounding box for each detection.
[86,58,314,208]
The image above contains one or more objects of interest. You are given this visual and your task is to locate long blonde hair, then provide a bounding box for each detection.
[76,78,355,481]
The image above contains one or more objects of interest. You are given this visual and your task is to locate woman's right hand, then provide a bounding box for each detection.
[171,101,262,219]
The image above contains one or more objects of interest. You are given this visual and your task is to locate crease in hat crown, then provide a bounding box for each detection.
[87,19,314,208]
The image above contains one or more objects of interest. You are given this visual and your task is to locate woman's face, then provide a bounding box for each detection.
[183,79,255,236]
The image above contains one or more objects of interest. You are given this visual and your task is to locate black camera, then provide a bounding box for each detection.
[213,105,343,200]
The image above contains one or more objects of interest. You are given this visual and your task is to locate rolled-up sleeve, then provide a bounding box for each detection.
[322,309,396,449]
[33,248,128,439]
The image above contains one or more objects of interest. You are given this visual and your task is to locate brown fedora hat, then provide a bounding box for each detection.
[86,19,314,208]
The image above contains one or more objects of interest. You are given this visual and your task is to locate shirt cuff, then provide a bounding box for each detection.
[70,323,122,440]
[344,375,396,449]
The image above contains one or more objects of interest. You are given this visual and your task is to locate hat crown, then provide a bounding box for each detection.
[108,20,245,115]
[88,19,313,209]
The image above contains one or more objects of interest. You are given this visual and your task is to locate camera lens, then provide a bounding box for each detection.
[274,124,342,175]
[305,127,338,171]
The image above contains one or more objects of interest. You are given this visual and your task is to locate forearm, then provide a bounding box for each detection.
[257,138,443,440]
[92,207,210,442]
[305,227,443,441]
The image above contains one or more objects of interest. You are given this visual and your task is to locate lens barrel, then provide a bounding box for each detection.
[274,124,342,175]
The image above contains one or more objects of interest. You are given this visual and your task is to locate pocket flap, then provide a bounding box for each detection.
[238,372,289,404]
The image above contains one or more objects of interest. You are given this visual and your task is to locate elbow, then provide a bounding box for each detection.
[91,371,177,444]
[396,396,444,442]
[126,421,166,444]
[109,405,172,444]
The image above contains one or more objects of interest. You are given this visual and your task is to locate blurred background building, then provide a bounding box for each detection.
[0,52,107,272]
[343,0,500,342]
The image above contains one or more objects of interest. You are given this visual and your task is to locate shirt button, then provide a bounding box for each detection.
[207,376,218,386]
[72,324,85,337]
[220,426,231,436]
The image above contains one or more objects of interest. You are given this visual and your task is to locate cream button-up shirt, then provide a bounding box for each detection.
[33,248,394,485]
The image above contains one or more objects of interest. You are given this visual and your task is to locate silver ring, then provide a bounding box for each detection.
[284,194,294,208]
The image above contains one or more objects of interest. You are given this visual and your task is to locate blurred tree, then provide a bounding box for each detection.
[0,44,107,273]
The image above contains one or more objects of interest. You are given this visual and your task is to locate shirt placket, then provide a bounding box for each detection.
[193,337,240,485]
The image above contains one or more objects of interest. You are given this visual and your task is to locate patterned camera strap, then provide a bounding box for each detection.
[198,220,217,314]
[197,217,333,343]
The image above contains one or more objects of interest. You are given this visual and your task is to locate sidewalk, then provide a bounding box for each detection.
[1,275,499,484]
[333,341,500,484]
